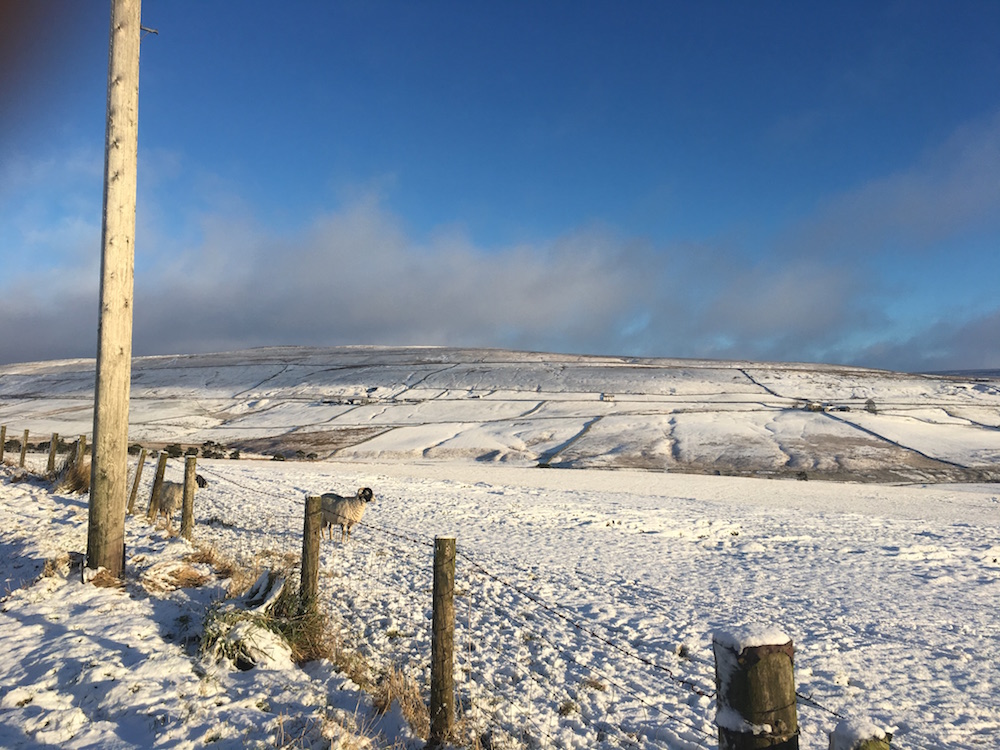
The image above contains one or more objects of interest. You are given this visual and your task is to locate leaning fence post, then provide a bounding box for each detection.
[713,625,799,749]
[430,535,457,747]
[47,433,60,474]
[0,425,6,462]
[181,455,197,540]
[829,719,891,750]
[126,448,146,515]
[300,496,322,612]
[19,429,29,468]
[146,452,168,522]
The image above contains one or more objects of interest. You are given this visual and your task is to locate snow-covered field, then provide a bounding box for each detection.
[1,346,998,482]
[1,347,999,748]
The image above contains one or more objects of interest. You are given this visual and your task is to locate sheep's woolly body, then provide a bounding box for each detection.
[157,481,183,527]
[320,487,374,541]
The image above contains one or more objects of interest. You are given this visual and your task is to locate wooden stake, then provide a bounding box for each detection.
[300,496,322,612]
[87,0,142,578]
[430,536,456,746]
[19,429,28,468]
[146,452,168,522]
[0,425,5,462]
[714,628,799,749]
[126,447,146,515]
[181,455,196,540]
[47,433,59,474]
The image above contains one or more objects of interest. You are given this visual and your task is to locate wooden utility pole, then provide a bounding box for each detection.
[87,0,142,578]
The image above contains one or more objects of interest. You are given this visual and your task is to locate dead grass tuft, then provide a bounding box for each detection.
[371,666,429,740]
[89,569,124,589]
[52,455,90,494]
[141,561,211,594]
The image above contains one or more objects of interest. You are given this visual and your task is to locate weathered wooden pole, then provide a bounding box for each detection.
[713,626,799,749]
[86,0,142,578]
[0,425,6,462]
[75,435,87,466]
[19,429,29,468]
[146,452,168,521]
[125,447,146,515]
[180,455,196,540]
[300,496,322,612]
[47,433,60,474]
[429,536,457,746]
[829,720,891,750]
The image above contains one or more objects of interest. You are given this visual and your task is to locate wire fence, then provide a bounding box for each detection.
[3,434,958,750]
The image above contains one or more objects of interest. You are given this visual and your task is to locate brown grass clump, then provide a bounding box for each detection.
[52,455,91,494]
[141,561,211,594]
[371,666,430,741]
[88,569,124,589]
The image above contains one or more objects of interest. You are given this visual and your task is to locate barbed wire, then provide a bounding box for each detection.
[143,459,965,750]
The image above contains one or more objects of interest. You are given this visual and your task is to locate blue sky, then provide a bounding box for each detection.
[2,1,999,371]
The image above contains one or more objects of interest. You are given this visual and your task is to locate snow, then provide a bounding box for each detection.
[829,718,888,749]
[713,624,791,652]
[1,347,999,748]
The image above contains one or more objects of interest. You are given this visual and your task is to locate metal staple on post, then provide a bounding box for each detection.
[430,536,457,746]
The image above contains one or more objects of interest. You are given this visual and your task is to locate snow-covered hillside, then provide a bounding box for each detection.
[1,348,998,749]
[1,346,998,482]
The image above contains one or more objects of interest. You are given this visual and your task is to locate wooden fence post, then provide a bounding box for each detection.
[19,429,29,468]
[77,435,87,463]
[47,433,60,474]
[713,626,799,749]
[0,425,6,463]
[430,536,457,747]
[126,447,146,515]
[829,720,891,750]
[146,452,168,522]
[300,496,322,612]
[181,455,196,540]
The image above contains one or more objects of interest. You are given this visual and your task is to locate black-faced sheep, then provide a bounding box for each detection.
[320,487,374,541]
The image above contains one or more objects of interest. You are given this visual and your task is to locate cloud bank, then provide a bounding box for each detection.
[2,114,1000,372]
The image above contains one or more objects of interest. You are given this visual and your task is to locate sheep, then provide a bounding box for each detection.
[320,487,374,542]
[155,480,184,529]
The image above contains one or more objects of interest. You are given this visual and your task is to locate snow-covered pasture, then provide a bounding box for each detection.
[1,347,998,748]
[6,451,995,749]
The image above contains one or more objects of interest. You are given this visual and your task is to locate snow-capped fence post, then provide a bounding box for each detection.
[146,452,168,522]
[828,719,891,749]
[126,447,146,515]
[429,535,457,747]
[19,429,29,468]
[300,496,322,612]
[0,425,5,462]
[46,433,60,474]
[713,626,799,749]
[181,455,197,540]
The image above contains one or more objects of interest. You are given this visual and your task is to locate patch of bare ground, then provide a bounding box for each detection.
[229,427,393,459]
